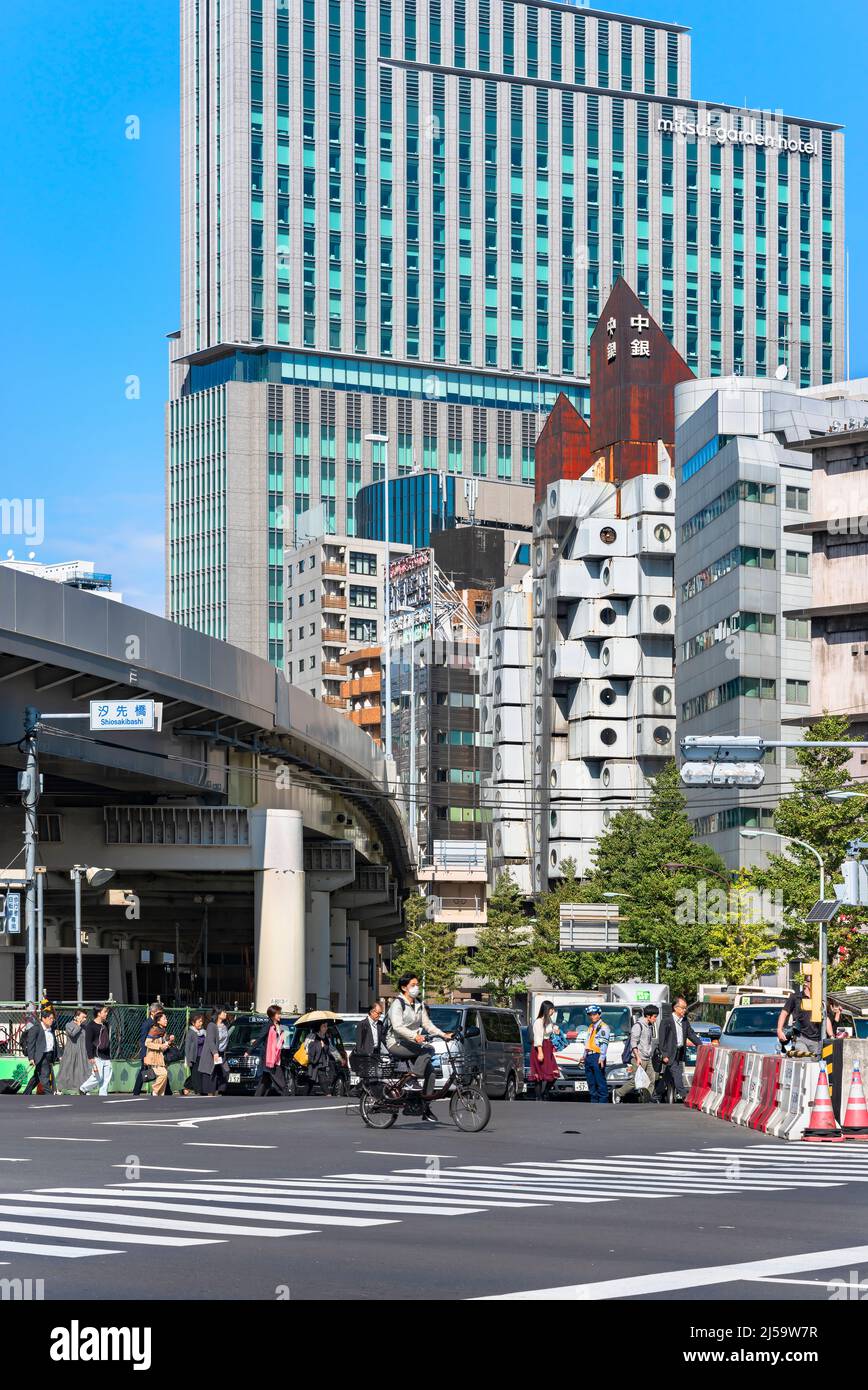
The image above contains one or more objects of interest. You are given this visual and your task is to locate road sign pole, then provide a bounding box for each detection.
[73,867,83,1004]
[22,707,39,1005]
[36,868,45,1005]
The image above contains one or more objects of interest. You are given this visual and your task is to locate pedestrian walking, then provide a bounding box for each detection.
[23,1008,58,1095]
[254,1006,289,1096]
[143,1011,174,1097]
[529,999,560,1101]
[616,1005,660,1103]
[54,1008,90,1094]
[132,1003,173,1097]
[583,1004,612,1104]
[199,1006,231,1096]
[182,1012,207,1095]
[79,1004,114,1096]
[658,995,702,1101]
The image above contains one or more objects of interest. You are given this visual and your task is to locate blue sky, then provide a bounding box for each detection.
[1,0,865,617]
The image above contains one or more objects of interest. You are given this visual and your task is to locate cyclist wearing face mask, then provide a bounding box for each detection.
[386,973,452,1122]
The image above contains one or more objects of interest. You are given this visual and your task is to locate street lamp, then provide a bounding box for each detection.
[366,432,392,757]
[70,865,115,1003]
[739,828,827,1018]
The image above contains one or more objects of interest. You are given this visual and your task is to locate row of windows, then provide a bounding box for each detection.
[681,435,729,483]
[682,675,777,722]
[693,806,776,835]
[681,610,777,661]
[682,545,776,601]
[680,479,776,542]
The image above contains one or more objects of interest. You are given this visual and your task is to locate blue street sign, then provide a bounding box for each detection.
[4,892,22,934]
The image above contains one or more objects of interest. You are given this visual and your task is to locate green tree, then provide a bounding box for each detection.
[473,869,535,1003]
[389,892,466,1002]
[747,714,868,985]
[530,858,587,988]
[707,870,779,985]
[572,761,729,999]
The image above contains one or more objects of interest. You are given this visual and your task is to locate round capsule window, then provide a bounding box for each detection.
[600,687,617,706]
[654,725,672,745]
[602,767,611,787]
[654,523,672,543]
[601,646,611,667]
[601,727,617,746]
[600,606,617,625]
[600,526,617,545]
[653,604,671,624]
[654,482,671,501]
[653,685,672,705]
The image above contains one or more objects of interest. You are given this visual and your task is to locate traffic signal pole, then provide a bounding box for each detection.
[22,706,40,1006]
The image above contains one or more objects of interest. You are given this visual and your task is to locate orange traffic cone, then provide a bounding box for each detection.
[802,1064,843,1142]
[841,1062,868,1140]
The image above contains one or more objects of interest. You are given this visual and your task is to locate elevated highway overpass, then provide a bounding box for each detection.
[0,568,413,1011]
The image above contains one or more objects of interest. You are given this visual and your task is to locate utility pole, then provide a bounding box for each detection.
[22,706,40,1005]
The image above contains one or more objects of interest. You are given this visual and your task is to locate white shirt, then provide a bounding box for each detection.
[672,1015,685,1048]
[42,1024,56,1052]
[532,1017,552,1047]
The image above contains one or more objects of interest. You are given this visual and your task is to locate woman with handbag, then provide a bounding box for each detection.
[143,1011,174,1098]
[182,1012,208,1095]
[254,1006,288,1096]
[199,1006,231,1097]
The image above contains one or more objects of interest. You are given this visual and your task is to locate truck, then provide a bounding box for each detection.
[527,984,670,1098]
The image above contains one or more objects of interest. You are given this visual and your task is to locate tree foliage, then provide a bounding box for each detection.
[389,892,466,1002]
[472,869,535,1003]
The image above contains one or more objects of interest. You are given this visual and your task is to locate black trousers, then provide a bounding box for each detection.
[256,1064,288,1097]
[184,1066,203,1094]
[24,1055,56,1095]
[388,1042,435,1096]
[201,1065,228,1095]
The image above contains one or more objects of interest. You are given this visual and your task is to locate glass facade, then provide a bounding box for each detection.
[356,472,457,548]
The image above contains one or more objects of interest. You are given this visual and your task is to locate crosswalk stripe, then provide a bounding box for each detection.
[0,1219,220,1247]
[8,1193,389,1230]
[79,1184,485,1218]
[202,1178,544,1207]
[387,1164,809,1192]
[0,1240,121,1258]
[0,1202,317,1239]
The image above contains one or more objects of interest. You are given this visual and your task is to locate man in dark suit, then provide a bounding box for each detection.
[23,1009,58,1095]
[355,1001,386,1058]
[658,995,702,1101]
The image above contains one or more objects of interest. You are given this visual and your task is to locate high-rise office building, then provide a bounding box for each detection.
[167,1,845,667]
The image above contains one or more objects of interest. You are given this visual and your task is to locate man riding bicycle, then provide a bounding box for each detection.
[386,973,453,1124]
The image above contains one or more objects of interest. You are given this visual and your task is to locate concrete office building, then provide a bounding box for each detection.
[167,1,845,669]
[782,400,868,765]
[673,377,868,869]
[284,531,409,705]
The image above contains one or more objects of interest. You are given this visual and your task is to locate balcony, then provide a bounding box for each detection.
[322,561,345,576]
[349,706,381,728]
[322,626,346,643]
[323,660,344,676]
[430,894,486,925]
[341,674,382,699]
[322,694,345,709]
[322,592,347,610]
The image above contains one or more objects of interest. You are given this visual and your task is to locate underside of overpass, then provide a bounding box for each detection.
[0,570,413,1010]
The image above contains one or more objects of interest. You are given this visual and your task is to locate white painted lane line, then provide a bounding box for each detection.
[0,1219,220,1248]
[12,1193,390,1229]
[0,1241,120,1259]
[0,1158,30,1163]
[185,1143,276,1150]
[387,1166,804,1192]
[428,1161,840,1186]
[750,1276,847,1287]
[28,1104,72,1109]
[356,1151,459,1158]
[25,1136,110,1143]
[99,1183,483,1218]
[0,1203,313,1240]
[99,1098,150,1104]
[110,1165,218,1174]
[476,1243,868,1301]
[95,1103,346,1129]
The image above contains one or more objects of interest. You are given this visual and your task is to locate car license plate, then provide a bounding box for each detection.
[574,1080,588,1092]
[228,1073,241,1084]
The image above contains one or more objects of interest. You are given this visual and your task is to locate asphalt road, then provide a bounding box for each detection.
[2,1091,868,1302]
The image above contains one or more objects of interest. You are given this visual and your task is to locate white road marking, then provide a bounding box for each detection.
[0,1158,30,1163]
[25,1136,110,1143]
[206,1178,540,1208]
[102,1182,484,1218]
[110,1165,218,1174]
[0,1203,313,1240]
[11,1192,391,1230]
[0,1240,119,1258]
[28,1104,72,1109]
[356,1150,458,1158]
[185,1143,276,1150]
[476,1244,868,1300]
[0,1218,220,1248]
[95,1103,346,1129]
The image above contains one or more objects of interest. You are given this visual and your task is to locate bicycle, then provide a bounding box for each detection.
[357,1033,492,1133]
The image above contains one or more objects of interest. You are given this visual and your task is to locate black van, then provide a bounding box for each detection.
[426,1004,525,1100]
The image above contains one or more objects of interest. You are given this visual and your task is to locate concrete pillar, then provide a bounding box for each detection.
[306,890,332,1011]
[250,809,305,1013]
[330,907,347,1013]
[346,918,360,1011]
[358,927,370,1008]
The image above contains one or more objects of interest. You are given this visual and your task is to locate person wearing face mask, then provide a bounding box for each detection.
[385,973,452,1123]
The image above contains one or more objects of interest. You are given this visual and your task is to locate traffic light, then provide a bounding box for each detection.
[802,961,824,1024]
[833,858,868,906]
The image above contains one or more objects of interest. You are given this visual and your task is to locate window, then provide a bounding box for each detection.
[785,486,810,511]
[786,550,810,576]
[785,616,810,640]
[349,550,377,575]
[785,679,810,704]
[681,435,729,482]
[682,547,776,601]
[349,584,377,608]
[349,617,377,642]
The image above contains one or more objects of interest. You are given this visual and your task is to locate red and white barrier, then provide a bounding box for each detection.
[765,1056,818,1141]
[686,1048,818,1140]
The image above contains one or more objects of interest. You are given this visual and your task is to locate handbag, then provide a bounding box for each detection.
[164,1046,182,1065]
[293,1043,309,1067]
[141,1065,157,1083]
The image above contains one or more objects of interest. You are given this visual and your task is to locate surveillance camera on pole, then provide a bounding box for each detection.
[679,736,766,787]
